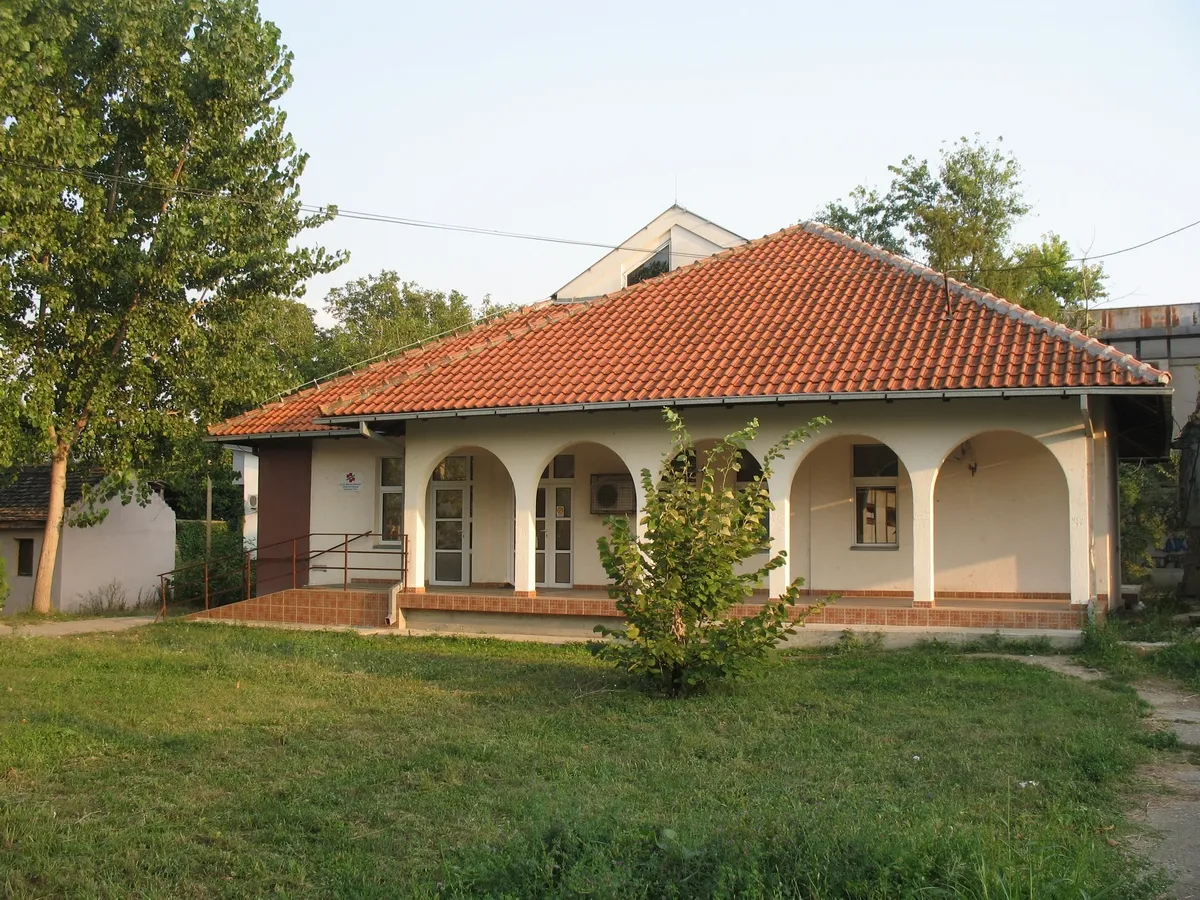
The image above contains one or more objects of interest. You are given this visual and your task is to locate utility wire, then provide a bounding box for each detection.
[4,156,1198,277]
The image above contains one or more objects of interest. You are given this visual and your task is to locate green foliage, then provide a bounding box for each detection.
[594,411,830,696]
[170,519,247,609]
[0,0,343,604]
[161,450,244,523]
[175,518,237,565]
[313,270,507,377]
[1079,618,1200,693]
[815,136,1105,325]
[0,0,344,462]
[1118,457,1179,582]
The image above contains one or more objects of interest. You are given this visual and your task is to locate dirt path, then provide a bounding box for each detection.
[0,616,156,638]
[982,654,1200,899]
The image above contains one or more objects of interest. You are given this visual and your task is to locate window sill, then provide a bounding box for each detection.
[373,543,405,550]
[850,544,899,551]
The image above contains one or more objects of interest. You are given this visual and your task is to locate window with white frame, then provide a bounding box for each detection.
[540,454,575,480]
[380,457,404,543]
[852,445,898,546]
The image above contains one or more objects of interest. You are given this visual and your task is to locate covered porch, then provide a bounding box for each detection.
[387,401,1114,617]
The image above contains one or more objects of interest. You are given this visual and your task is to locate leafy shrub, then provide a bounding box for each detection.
[169,521,249,608]
[1118,458,1178,583]
[593,410,830,696]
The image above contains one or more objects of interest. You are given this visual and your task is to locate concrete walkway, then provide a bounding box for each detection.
[0,616,156,638]
[985,654,1200,899]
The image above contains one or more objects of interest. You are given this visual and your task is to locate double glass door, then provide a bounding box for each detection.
[536,485,572,588]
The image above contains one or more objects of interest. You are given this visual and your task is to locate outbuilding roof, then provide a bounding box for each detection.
[0,467,103,526]
[210,222,1168,438]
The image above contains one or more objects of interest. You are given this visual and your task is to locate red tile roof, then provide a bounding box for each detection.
[210,223,1168,438]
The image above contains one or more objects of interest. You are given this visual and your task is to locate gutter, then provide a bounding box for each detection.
[313,386,1173,426]
[205,428,361,443]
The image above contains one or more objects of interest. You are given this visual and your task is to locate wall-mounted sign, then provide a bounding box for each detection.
[341,472,362,492]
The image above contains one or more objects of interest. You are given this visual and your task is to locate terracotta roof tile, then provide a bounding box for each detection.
[210,223,1168,437]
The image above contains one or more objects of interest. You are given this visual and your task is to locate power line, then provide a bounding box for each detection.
[2,156,1198,278]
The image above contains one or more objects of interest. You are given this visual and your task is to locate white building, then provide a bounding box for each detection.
[0,468,176,614]
[207,217,1172,634]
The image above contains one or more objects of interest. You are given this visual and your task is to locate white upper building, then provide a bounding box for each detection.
[552,205,747,302]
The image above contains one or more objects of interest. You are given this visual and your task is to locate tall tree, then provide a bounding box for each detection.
[315,271,501,376]
[0,0,344,613]
[816,136,1104,324]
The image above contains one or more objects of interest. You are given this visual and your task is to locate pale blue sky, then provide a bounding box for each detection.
[257,0,1199,324]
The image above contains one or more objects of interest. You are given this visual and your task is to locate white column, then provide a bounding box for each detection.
[768,490,792,600]
[403,456,427,592]
[910,468,937,607]
[1066,460,1092,607]
[512,478,538,595]
[1044,436,1093,607]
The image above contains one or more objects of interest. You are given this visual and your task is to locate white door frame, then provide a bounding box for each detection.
[536,481,574,588]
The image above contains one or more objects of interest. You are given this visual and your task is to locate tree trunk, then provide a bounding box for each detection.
[31,446,70,615]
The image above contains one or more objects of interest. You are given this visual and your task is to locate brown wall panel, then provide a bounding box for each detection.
[256,440,311,595]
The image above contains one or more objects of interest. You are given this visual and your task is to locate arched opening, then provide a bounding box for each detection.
[934,431,1069,597]
[789,434,914,595]
[424,446,515,588]
[530,442,635,589]
[691,439,769,587]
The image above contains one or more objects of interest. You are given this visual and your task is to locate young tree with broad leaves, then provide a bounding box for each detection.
[0,0,344,613]
[816,136,1105,325]
[595,411,830,697]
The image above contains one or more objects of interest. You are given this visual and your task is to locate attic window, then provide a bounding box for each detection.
[625,243,670,287]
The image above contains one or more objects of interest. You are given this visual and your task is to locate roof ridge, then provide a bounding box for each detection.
[314,224,882,421]
[799,221,1169,387]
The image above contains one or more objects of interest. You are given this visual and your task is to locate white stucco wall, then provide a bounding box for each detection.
[308,436,407,585]
[790,436,915,593]
[464,450,515,585]
[303,396,1109,604]
[56,490,176,612]
[934,431,1069,594]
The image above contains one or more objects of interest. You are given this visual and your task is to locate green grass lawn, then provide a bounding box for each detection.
[0,625,1172,899]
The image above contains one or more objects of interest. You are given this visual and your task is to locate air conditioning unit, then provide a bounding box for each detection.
[590,474,635,515]
[246,494,259,512]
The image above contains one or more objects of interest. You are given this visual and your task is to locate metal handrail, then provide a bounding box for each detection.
[157,531,408,621]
